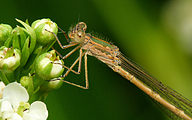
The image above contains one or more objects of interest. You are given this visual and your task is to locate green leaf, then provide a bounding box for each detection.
[18,26,27,48]
[23,45,42,70]
[20,37,30,66]
[12,32,21,50]
[16,18,36,54]
[4,34,13,48]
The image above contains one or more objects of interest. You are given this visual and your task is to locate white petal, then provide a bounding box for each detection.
[3,57,17,68]
[0,100,3,117]
[1,101,13,112]
[2,82,29,110]
[0,82,5,99]
[23,113,39,120]
[1,49,20,68]
[51,60,63,77]
[1,101,14,119]
[12,113,23,120]
[0,82,5,90]
[39,58,50,69]
[23,101,48,120]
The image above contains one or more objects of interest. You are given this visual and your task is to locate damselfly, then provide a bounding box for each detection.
[47,22,192,120]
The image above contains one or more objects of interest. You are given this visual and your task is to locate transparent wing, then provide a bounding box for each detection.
[119,53,192,119]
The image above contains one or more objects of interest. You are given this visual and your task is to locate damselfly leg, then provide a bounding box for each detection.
[45,27,89,89]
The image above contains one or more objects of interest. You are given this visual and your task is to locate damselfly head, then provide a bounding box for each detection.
[76,22,87,31]
[68,22,87,43]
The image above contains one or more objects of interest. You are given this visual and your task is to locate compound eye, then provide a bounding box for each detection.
[69,33,75,39]
[77,22,87,31]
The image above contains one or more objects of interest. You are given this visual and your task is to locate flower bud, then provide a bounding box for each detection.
[0,24,12,46]
[35,50,64,80]
[0,46,21,73]
[20,74,34,97]
[41,79,63,92]
[31,19,58,46]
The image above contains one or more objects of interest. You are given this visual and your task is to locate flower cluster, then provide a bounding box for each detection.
[0,18,65,119]
[0,82,48,120]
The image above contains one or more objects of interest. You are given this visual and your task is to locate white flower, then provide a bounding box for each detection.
[31,18,58,46]
[23,101,48,120]
[35,50,64,80]
[0,82,5,99]
[0,47,21,73]
[0,82,48,120]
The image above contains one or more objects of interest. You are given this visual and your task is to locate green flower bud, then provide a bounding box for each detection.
[20,76,31,88]
[0,24,12,46]
[47,80,63,90]
[31,18,58,46]
[35,50,64,80]
[40,79,63,92]
[0,46,21,73]
[20,74,34,97]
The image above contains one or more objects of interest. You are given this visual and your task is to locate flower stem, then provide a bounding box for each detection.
[5,72,15,83]
[0,71,9,85]
[33,75,44,91]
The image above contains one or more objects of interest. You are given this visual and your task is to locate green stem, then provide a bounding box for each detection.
[0,71,9,85]
[14,66,22,82]
[24,45,42,70]
[33,75,44,91]
[5,72,15,83]
[27,75,34,98]
[28,90,48,103]
[40,40,56,54]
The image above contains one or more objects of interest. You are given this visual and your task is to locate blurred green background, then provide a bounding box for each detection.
[1,0,192,119]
